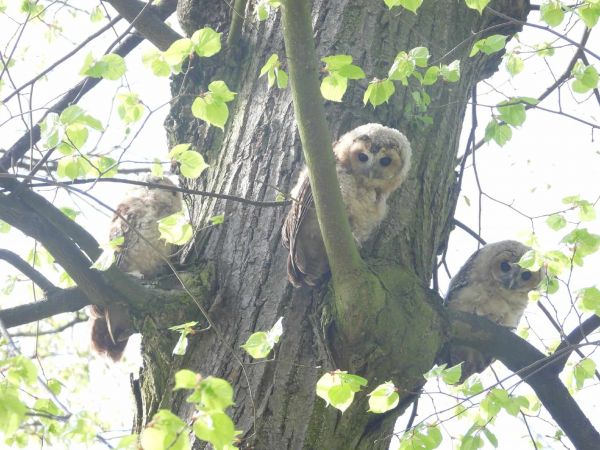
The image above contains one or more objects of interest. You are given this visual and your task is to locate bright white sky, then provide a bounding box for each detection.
[0,3,599,450]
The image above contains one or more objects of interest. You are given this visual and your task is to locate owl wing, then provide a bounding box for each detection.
[109,202,141,271]
[282,175,329,287]
[444,247,484,305]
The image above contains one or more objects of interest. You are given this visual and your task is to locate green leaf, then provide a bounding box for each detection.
[578,287,600,316]
[534,42,555,57]
[321,73,348,102]
[163,38,193,66]
[158,211,192,245]
[422,66,440,85]
[497,99,526,127]
[409,47,430,68]
[90,5,104,22]
[117,92,145,124]
[174,369,199,390]
[198,377,235,411]
[440,60,461,82]
[193,410,239,450]
[40,113,62,148]
[546,214,567,231]
[208,80,237,102]
[484,119,512,146]
[141,410,190,450]
[0,389,27,438]
[241,318,282,358]
[579,4,600,28]
[368,381,399,413]
[321,54,353,70]
[191,28,222,57]
[5,355,38,386]
[209,214,225,225]
[465,0,491,13]
[441,363,462,385]
[470,35,507,57]
[337,64,365,79]
[388,51,415,82]
[571,60,599,94]
[172,331,190,356]
[572,358,597,390]
[179,151,209,179]
[505,53,524,76]
[192,96,229,129]
[142,50,171,77]
[363,79,395,107]
[0,220,11,233]
[519,249,543,271]
[316,370,366,413]
[152,158,164,178]
[540,1,565,27]
[384,0,423,13]
[80,53,126,80]
[275,69,288,88]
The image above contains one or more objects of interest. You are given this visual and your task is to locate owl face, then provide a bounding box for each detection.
[489,249,542,292]
[334,123,412,194]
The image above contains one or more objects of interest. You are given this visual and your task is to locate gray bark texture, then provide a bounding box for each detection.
[138,1,529,449]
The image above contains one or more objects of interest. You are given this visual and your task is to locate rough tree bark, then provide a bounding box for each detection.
[132,1,532,449]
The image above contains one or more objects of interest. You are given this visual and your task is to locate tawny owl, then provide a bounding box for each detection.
[90,176,183,361]
[281,123,412,287]
[444,240,542,382]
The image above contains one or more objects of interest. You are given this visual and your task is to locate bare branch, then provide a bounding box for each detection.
[105,0,181,51]
[551,314,600,372]
[0,0,178,172]
[450,310,600,450]
[0,249,56,293]
[10,313,87,337]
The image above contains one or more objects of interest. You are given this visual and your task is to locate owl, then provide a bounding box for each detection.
[281,123,412,287]
[90,175,183,361]
[444,240,542,382]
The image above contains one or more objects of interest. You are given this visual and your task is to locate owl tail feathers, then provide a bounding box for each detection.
[89,304,133,362]
[286,255,329,288]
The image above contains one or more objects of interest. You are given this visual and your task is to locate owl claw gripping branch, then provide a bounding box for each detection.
[281,123,412,288]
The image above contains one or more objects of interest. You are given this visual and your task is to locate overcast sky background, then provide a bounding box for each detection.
[0,3,599,449]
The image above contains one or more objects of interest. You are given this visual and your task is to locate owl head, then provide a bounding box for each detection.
[334,123,412,194]
[133,174,182,208]
[485,241,542,292]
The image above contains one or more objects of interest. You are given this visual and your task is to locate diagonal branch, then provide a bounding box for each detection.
[0,0,178,173]
[105,0,181,51]
[0,248,56,293]
[551,314,600,373]
[449,310,600,450]
[0,288,89,328]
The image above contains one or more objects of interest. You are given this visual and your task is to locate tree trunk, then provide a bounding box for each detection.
[138,1,529,448]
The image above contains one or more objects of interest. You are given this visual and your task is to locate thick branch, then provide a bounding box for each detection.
[449,310,600,450]
[0,249,56,293]
[0,0,178,172]
[105,0,181,51]
[281,1,367,310]
[552,314,600,372]
[0,288,89,328]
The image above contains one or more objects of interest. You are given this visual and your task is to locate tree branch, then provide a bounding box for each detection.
[0,288,89,328]
[105,0,181,51]
[0,0,178,172]
[449,310,600,450]
[281,1,367,313]
[552,314,600,372]
[0,249,56,293]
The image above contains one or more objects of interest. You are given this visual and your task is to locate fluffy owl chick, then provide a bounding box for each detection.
[90,176,183,361]
[282,123,412,287]
[444,240,542,382]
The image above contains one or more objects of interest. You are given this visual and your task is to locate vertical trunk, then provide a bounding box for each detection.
[139,1,529,448]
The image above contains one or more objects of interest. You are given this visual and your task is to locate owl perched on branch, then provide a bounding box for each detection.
[282,123,412,287]
[90,176,183,361]
[444,240,542,382]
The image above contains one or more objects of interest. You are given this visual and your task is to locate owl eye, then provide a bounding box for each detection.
[500,261,511,272]
[521,271,532,281]
[379,156,392,167]
[357,152,369,162]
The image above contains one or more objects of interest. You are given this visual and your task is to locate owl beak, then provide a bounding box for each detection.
[508,271,519,289]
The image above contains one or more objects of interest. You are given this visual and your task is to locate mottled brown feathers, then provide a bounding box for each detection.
[90,176,183,361]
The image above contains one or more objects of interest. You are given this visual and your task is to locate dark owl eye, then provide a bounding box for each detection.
[357,152,369,162]
[521,271,532,281]
[500,261,511,272]
[379,156,392,167]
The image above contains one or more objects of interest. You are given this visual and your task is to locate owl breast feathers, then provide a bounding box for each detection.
[90,176,183,361]
[444,240,543,381]
[281,123,412,287]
